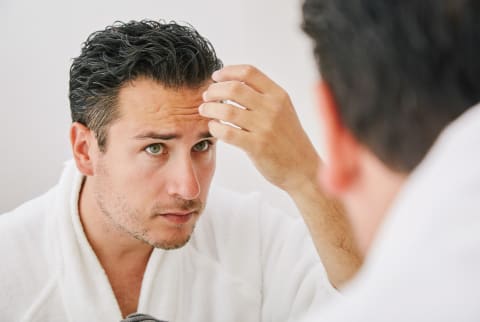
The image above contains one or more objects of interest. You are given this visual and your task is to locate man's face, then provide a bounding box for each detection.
[91,77,215,250]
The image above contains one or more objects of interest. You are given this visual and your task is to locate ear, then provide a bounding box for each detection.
[70,122,95,176]
[316,81,361,196]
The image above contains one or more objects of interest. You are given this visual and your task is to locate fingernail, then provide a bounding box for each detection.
[198,104,205,115]
[212,70,220,81]
[202,91,208,101]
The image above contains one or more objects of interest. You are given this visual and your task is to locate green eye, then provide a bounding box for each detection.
[145,143,165,155]
[193,140,212,152]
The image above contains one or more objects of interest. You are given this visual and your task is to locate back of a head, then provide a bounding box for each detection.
[302,0,480,172]
[69,20,222,150]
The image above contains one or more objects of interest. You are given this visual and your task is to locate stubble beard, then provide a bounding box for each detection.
[93,168,204,250]
[95,188,203,250]
[92,151,209,249]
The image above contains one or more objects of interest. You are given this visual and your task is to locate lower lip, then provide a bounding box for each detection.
[161,212,194,224]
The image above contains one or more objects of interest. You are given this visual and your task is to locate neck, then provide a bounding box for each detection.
[346,151,407,254]
[78,176,155,317]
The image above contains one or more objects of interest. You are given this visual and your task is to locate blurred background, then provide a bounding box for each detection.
[0,0,322,215]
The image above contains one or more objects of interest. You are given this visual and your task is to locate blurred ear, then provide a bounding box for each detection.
[316,81,361,195]
[70,122,95,176]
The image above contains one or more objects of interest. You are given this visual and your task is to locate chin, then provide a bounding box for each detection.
[139,215,198,250]
[151,234,192,250]
[146,224,196,250]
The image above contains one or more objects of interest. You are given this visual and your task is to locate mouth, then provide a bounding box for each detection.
[158,211,197,225]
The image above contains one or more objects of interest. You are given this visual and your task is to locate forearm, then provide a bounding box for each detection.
[287,178,362,288]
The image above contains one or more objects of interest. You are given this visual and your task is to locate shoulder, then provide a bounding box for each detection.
[0,187,59,316]
[191,185,322,274]
[0,186,56,242]
[193,186,336,319]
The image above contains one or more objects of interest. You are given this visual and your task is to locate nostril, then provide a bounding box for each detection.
[166,158,201,199]
[168,175,201,200]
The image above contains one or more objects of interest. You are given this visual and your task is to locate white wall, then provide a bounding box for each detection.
[0,0,323,215]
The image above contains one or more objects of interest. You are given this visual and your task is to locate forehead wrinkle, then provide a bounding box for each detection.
[117,77,209,126]
[148,105,206,125]
[162,105,202,116]
[134,108,210,138]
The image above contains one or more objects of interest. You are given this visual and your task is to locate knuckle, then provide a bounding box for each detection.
[228,82,244,96]
[240,65,257,79]
[221,126,235,142]
[267,92,291,116]
[222,104,235,119]
[277,91,290,107]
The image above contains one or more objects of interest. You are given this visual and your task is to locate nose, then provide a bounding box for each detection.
[166,156,201,200]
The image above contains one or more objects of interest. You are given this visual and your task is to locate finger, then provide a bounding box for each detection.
[207,120,253,151]
[199,102,253,131]
[211,64,283,95]
[203,81,264,110]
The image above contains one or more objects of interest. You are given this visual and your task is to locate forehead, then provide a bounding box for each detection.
[115,77,211,132]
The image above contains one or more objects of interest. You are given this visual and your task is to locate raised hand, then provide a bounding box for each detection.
[200,64,320,193]
[200,65,362,287]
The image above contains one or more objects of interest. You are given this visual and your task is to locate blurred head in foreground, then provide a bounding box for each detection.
[302,0,480,251]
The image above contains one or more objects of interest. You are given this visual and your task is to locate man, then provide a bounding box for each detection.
[201,0,480,321]
[0,20,356,321]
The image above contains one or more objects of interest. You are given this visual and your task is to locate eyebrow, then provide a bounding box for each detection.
[133,131,213,140]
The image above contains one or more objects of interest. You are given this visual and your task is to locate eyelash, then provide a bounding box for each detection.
[145,143,166,156]
[144,140,214,156]
[192,140,214,152]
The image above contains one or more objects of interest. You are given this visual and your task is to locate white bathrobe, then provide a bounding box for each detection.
[0,161,336,322]
[300,104,480,322]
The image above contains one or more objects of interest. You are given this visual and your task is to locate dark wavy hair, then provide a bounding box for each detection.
[69,20,223,151]
[303,0,480,171]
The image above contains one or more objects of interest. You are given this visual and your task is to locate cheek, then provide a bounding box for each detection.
[100,155,157,203]
[96,147,137,183]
